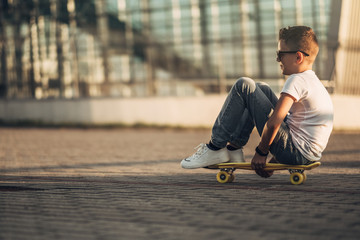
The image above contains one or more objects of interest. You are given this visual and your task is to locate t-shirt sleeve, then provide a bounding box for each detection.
[281,75,307,101]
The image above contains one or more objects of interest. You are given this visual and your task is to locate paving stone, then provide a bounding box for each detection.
[0,128,359,240]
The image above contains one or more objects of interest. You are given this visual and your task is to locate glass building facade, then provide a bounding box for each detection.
[0,0,336,99]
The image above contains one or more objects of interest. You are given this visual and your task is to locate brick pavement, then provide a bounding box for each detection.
[0,128,360,240]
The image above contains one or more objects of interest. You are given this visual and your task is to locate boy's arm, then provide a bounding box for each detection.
[251,93,296,172]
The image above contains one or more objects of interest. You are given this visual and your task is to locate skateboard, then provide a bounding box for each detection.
[206,161,321,185]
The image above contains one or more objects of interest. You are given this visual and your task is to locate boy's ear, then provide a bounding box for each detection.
[296,51,304,64]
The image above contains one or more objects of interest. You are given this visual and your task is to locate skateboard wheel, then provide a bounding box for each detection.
[216,171,231,183]
[302,172,307,182]
[290,172,304,185]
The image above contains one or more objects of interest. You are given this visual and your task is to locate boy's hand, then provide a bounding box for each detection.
[251,152,267,170]
[251,153,274,178]
[255,169,274,178]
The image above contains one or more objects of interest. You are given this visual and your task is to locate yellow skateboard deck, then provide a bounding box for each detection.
[207,161,321,185]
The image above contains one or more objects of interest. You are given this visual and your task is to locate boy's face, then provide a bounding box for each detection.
[277,40,298,75]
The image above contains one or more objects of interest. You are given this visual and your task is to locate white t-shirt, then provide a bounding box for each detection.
[281,70,333,161]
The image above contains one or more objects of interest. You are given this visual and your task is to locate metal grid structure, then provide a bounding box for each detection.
[0,0,348,99]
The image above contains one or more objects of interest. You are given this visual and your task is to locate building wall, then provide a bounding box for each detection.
[0,94,359,130]
[0,0,336,99]
[334,0,360,95]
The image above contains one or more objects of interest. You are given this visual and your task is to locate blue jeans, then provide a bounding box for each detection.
[211,77,311,165]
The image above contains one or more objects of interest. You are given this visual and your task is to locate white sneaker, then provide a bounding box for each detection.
[181,143,229,169]
[227,148,245,163]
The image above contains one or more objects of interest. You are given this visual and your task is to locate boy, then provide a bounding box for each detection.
[181,26,333,178]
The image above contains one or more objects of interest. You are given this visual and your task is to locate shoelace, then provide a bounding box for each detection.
[193,143,208,159]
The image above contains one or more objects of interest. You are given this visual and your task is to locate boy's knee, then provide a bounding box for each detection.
[235,77,256,92]
[256,81,270,88]
[256,82,271,91]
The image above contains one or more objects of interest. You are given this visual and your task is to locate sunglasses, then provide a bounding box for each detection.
[276,50,309,62]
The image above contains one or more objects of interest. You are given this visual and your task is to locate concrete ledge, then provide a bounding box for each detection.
[0,94,359,130]
[331,94,360,130]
